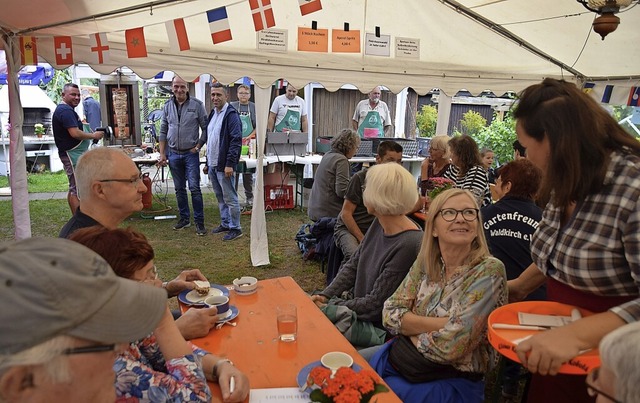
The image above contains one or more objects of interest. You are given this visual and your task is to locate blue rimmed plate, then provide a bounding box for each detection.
[177,283,229,306]
[296,360,362,393]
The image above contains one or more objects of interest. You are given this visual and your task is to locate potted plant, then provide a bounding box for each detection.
[34,123,45,138]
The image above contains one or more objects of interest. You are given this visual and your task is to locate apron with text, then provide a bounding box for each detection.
[357,110,384,138]
[275,109,301,132]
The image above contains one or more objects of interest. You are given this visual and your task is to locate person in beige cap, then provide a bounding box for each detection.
[0,237,166,402]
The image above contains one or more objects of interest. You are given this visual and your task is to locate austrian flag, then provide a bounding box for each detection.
[125,27,147,58]
[166,18,190,51]
[299,0,322,16]
[89,33,110,64]
[249,0,275,32]
[54,36,73,65]
[207,7,233,44]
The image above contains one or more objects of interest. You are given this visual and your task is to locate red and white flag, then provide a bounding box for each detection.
[125,27,148,58]
[166,18,190,51]
[89,33,110,64]
[249,0,275,32]
[53,36,74,65]
[19,36,37,65]
[299,0,322,16]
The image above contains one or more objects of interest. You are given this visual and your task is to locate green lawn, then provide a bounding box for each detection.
[0,171,68,193]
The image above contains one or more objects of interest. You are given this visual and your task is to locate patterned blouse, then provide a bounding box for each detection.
[383,256,507,373]
[531,149,640,322]
[114,334,211,402]
[444,164,492,207]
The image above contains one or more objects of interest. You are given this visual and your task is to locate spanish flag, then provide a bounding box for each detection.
[19,36,38,65]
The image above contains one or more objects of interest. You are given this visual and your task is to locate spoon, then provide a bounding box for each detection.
[216,321,237,330]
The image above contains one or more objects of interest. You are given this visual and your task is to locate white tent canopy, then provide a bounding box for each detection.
[1,0,639,252]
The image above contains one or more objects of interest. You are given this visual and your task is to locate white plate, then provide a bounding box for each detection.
[177,283,229,306]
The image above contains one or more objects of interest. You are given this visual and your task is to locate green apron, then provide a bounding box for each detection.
[237,113,255,172]
[240,114,253,139]
[275,109,301,132]
[66,139,92,167]
[357,110,384,138]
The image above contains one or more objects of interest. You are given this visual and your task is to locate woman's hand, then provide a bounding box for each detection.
[310,295,328,308]
[217,362,250,402]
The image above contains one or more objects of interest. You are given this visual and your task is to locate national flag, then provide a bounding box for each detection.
[207,7,233,44]
[54,36,73,65]
[125,27,148,58]
[628,86,640,107]
[19,36,37,65]
[299,0,322,16]
[89,33,110,64]
[242,76,251,85]
[166,18,190,51]
[601,85,614,104]
[249,0,276,32]
[582,82,595,94]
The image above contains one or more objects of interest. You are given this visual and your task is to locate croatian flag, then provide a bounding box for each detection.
[249,0,275,32]
[54,36,74,65]
[207,7,233,44]
[166,18,190,51]
[628,87,640,107]
[89,33,110,64]
[299,0,322,16]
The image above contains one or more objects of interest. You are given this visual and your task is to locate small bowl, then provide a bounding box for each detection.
[321,352,353,373]
[233,276,258,295]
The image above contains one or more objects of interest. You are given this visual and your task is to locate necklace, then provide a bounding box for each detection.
[439,256,447,283]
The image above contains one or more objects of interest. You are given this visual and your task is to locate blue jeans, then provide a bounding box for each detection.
[208,168,241,230]
[168,151,204,224]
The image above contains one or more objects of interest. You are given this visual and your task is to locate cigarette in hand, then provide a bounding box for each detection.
[229,376,235,394]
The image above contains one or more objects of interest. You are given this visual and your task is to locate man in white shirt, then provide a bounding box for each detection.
[267,84,308,133]
[352,86,392,138]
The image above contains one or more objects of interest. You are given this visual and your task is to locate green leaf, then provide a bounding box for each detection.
[309,389,333,403]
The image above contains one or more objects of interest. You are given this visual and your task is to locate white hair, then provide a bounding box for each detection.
[363,162,418,215]
[599,321,640,403]
[0,335,74,384]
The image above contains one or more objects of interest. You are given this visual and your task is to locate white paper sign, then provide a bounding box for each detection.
[395,37,420,59]
[364,33,390,57]
[257,29,288,53]
[249,387,309,402]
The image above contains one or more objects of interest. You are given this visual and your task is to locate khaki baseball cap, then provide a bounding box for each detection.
[0,238,167,355]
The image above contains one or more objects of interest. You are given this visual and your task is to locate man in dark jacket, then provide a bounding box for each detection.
[199,83,243,241]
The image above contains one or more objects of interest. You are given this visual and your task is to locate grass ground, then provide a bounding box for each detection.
[0,171,69,192]
[0,194,327,293]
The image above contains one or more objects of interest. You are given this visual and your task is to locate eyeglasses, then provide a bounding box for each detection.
[438,208,479,222]
[98,173,143,187]
[238,92,250,96]
[148,265,159,280]
[586,367,622,403]
[63,344,116,355]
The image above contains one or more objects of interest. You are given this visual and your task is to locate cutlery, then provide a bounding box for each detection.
[492,323,551,331]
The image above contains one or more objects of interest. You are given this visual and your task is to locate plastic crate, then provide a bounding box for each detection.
[395,139,418,156]
[264,185,294,210]
[355,139,373,156]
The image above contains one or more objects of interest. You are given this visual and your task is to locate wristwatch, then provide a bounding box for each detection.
[212,358,234,381]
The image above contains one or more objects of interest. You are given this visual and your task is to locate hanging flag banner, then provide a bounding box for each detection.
[54,36,74,65]
[125,27,148,58]
[601,84,614,103]
[364,33,390,57]
[299,0,322,16]
[297,27,328,52]
[629,87,640,107]
[89,33,110,64]
[166,19,190,51]
[395,37,420,59]
[582,82,595,94]
[19,36,38,65]
[332,29,360,53]
[257,29,287,53]
[249,0,276,31]
[207,7,233,44]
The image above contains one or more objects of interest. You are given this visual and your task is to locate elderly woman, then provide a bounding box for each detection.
[419,134,451,196]
[587,321,640,403]
[444,135,492,207]
[311,163,423,345]
[369,188,507,402]
[508,79,640,403]
[308,128,361,221]
[69,227,250,403]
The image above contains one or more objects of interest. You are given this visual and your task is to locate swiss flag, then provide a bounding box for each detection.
[249,0,275,32]
[299,0,322,16]
[125,27,148,58]
[54,36,74,65]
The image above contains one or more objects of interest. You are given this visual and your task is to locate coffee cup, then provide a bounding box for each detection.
[204,295,230,320]
[320,352,353,374]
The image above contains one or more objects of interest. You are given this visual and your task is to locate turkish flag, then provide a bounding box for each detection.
[54,36,74,65]
[125,27,148,58]
[249,0,275,31]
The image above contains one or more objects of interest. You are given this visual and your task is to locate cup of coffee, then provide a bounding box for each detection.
[276,304,297,342]
[321,352,353,374]
[204,295,230,320]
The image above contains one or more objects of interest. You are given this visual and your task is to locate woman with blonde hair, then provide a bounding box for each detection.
[419,134,451,196]
[370,188,507,402]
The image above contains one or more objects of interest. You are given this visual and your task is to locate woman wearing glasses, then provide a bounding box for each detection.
[419,134,451,196]
[509,79,640,403]
[69,226,250,403]
[369,188,507,402]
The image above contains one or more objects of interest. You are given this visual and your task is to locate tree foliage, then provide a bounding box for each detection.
[470,111,516,166]
[415,104,438,137]
[459,110,487,136]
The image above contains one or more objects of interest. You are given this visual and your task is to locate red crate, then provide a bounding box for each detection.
[264,185,294,210]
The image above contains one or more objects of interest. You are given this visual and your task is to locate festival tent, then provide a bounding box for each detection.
[1,0,639,262]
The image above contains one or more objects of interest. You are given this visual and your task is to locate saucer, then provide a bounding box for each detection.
[216,305,239,323]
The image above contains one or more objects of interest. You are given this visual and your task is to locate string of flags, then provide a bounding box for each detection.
[18,0,323,64]
[583,82,640,106]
